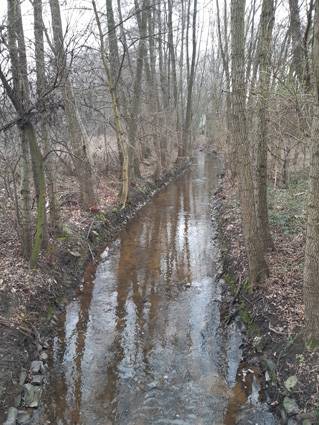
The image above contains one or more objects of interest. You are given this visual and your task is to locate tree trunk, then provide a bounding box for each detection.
[255,0,275,250]
[34,0,59,233]
[126,0,148,181]
[92,0,129,208]
[49,0,96,209]
[180,0,197,160]
[231,0,268,285]
[303,0,319,341]
[19,131,33,259]
[5,0,47,265]
[288,0,305,85]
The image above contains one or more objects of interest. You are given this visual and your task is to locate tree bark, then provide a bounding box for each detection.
[288,0,305,85]
[255,0,275,250]
[126,0,148,181]
[303,0,319,341]
[49,0,96,209]
[231,0,268,285]
[92,0,129,208]
[180,0,197,160]
[34,0,59,234]
[5,0,47,265]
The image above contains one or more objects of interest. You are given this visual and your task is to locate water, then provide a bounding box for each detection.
[40,154,275,425]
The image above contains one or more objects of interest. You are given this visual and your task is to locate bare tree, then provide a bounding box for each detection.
[255,0,275,249]
[49,0,96,209]
[230,0,268,284]
[304,0,319,341]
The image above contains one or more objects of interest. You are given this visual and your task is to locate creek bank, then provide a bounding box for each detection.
[0,161,190,424]
[214,177,319,425]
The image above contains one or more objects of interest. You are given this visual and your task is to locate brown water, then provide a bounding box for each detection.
[40,154,275,425]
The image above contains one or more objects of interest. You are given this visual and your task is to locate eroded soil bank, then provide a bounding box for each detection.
[215,177,319,425]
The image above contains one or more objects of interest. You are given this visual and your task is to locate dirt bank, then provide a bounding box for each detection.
[0,162,190,423]
[215,176,319,425]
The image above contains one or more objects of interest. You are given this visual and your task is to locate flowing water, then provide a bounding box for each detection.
[40,154,276,425]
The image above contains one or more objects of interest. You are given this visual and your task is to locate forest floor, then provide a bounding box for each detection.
[0,163,189,423]
[216,174,319,425]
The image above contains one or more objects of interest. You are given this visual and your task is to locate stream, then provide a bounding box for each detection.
[39,154,277,425]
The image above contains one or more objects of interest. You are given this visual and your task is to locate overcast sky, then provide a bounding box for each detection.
[0,0,293,59]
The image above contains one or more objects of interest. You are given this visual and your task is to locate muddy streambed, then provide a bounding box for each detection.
[38,154,277,425]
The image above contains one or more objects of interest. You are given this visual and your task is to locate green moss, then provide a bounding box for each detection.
[47,304,54,320]
[268,178,307,235]
[224,273,237,295]
[238,301,259,335]
[305,338,319,351]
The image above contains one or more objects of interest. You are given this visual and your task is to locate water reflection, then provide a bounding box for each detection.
[45,154,242,425]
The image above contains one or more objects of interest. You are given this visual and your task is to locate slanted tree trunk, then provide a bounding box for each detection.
[230,0,268,285]
[303,0,319,341]
[49,0,96,209]
[255,0,275,250]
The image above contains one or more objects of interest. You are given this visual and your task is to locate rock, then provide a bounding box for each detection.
[30,360,44,374]
[261,357,277,382]
[4,407,18,425]
[287,419,298,425]
[17,411,32,424]
[253,336,265,353]
[283,396,299,415]
[68,250,81,257]
[262,357,276,372]
[39,351,48,362]
[31,374,43,385]
[236,406,278,425]
[280,408,287,423]
[14,392,22,407]
[23,383,42,408]
[19,369,27,386]
[284,375,298,391]
[41,340,49,350]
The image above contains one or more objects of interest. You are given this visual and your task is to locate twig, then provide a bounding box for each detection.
[87,242,95,261]
[87,219,95,239]
[231,273,244,305]
[269,322,285,335]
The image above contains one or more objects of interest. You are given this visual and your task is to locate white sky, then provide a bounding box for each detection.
[0,0,212,55]
[0,0,297,64]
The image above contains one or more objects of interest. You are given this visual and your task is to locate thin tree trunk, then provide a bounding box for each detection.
[19,131,33,259]
[231,0,268,285]
[127,0,148,181]
[5,0,47,265]
[49,0,96,209]
[34,0,59,234]
[180,0,197,160]
[6,0,32,258]
[255,0,275,250]
[303,0,319,341]
[92,0,129,208]
[288,0,305,85]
